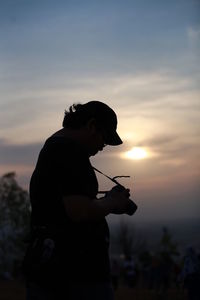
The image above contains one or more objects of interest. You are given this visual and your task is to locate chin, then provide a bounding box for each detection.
[89,149,99,157]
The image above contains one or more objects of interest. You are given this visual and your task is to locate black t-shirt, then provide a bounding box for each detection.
[27,136,110,286]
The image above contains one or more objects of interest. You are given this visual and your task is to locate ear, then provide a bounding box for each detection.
[86,118,97,134]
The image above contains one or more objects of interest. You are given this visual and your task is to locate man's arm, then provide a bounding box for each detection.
[62,187,130,222]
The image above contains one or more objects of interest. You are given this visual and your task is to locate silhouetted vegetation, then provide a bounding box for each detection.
[117,220,147,257]
[0,173,200,300]
[0,173,31,279]
[109,222,200,299]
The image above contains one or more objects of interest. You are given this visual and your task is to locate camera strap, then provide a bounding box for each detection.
[93,167,137,215]
[92,166,130,193]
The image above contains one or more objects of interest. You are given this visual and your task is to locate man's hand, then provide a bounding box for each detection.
[62,185,136,222]
[105,185,131,214]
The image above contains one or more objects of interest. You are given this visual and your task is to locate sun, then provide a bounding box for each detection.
[123,147,147,160]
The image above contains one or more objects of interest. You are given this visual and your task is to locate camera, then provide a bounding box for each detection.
[93,167,138,216]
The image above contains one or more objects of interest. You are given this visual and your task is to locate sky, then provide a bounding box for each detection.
[0,0,200,223]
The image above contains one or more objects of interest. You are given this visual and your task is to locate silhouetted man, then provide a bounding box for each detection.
[23,101,135,300]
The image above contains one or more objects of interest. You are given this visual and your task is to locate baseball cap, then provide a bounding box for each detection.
[83,101,123,146]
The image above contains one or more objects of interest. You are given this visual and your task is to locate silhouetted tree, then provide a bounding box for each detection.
[0,172,30,277]
[159,226,179,256]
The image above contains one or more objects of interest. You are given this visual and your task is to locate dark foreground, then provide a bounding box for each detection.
[0,280,187,300]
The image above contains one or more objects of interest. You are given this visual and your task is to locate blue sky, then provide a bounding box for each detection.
[0,0,200,222]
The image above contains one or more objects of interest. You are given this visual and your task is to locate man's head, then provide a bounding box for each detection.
[63,101,123,149]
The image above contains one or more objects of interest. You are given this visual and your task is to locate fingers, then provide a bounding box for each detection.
[126,188,130,196]
[122,188,130,198]
[110,186,130,197]
[105,186,133,215]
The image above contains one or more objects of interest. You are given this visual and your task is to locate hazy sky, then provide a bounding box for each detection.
[0,0,200,223]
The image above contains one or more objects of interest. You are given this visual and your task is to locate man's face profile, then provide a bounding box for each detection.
[89,129,106,156]
[85,119,106,156]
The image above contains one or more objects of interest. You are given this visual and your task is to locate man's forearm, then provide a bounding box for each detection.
[88,197,113,219]
[62,195,112,222]
[63,189,130,222]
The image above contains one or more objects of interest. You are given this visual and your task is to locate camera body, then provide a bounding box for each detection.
[93,166,138,216]
[111,184,138,216]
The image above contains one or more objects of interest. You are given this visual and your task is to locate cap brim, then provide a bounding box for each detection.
[103,129,123,146]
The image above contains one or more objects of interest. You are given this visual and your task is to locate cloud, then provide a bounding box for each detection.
[93,130,200,190]
[1,69,199,146]
[0,138,42,166]
[123,133,200,166]
[0,139,44,188]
